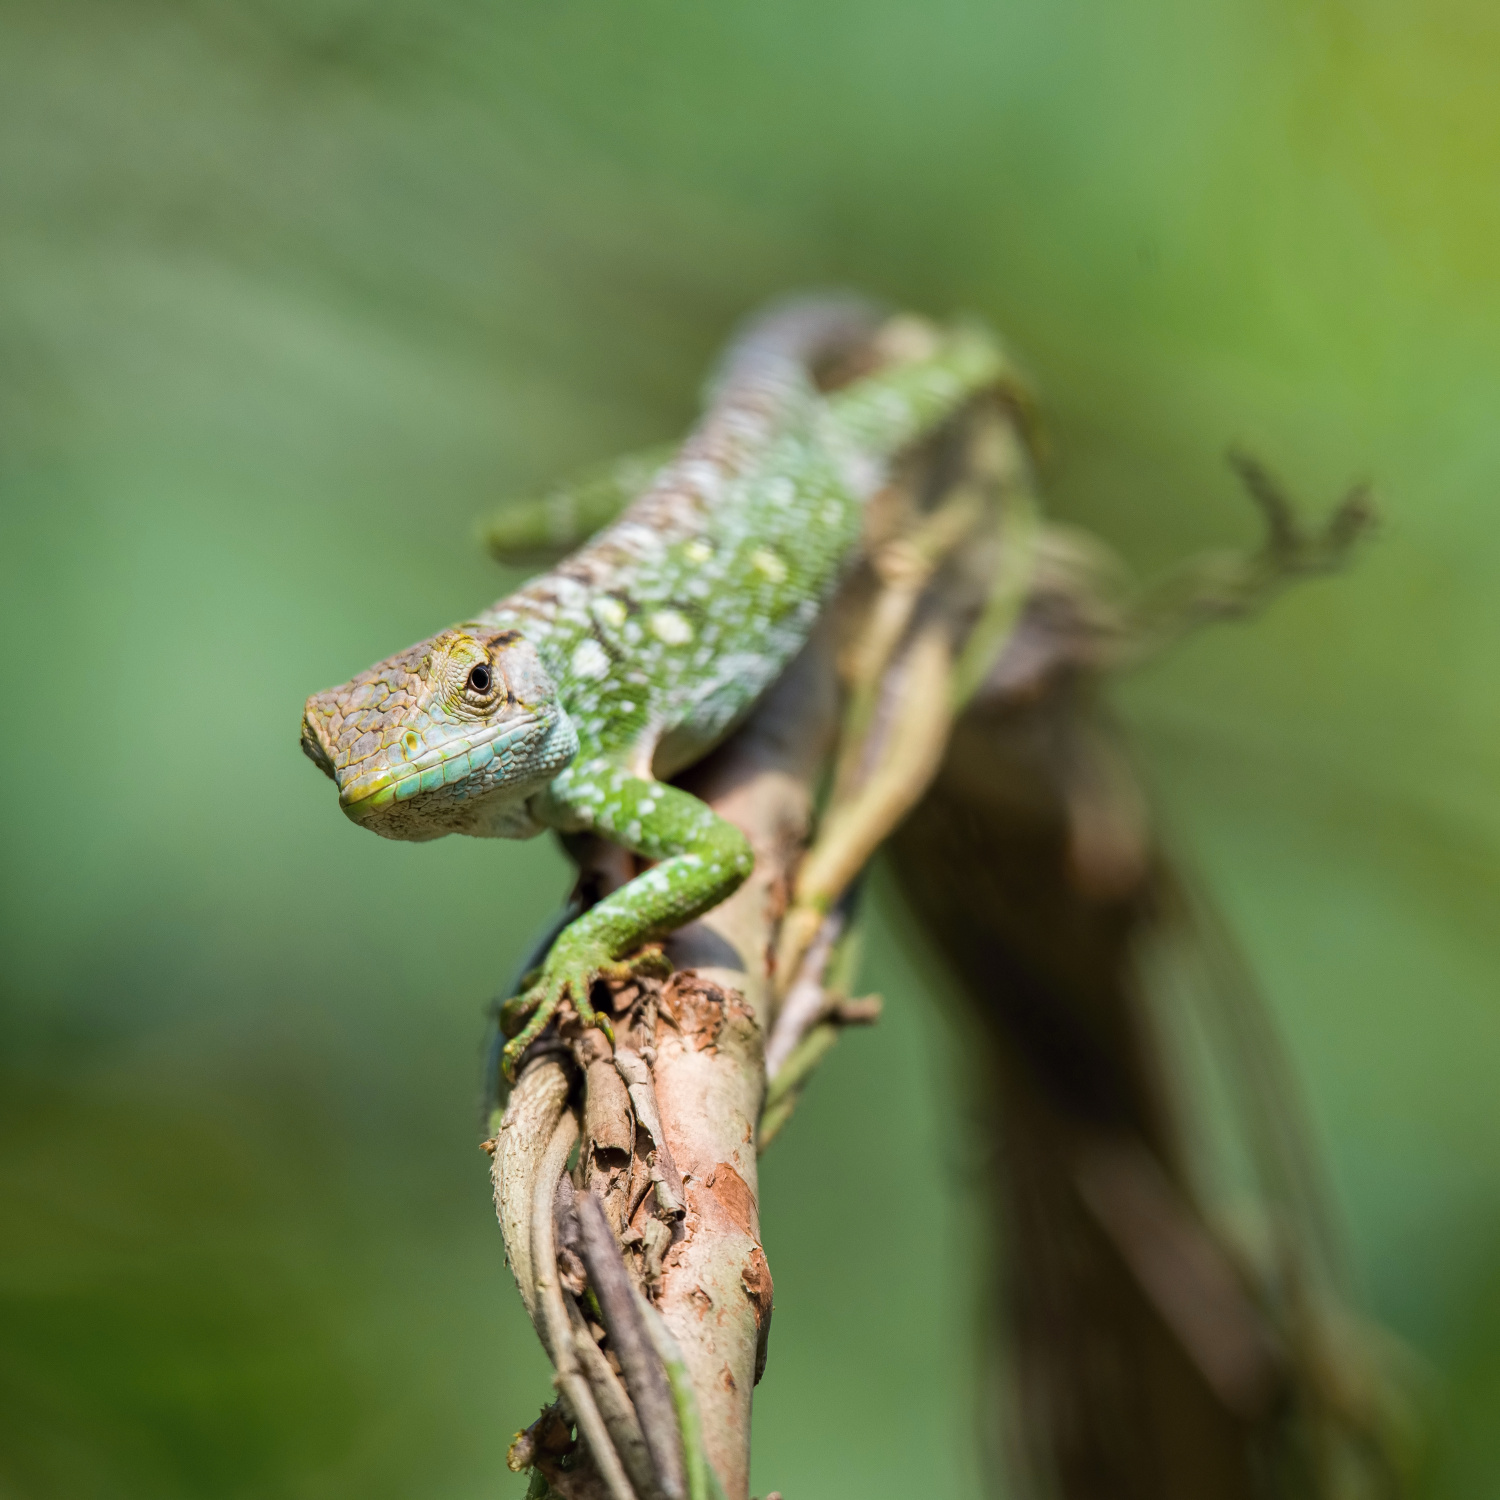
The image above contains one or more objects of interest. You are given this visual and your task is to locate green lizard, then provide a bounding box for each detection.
[301,298,1012,1077]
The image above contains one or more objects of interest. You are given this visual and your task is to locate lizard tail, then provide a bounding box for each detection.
[595,294,884,548]
[710,291,885,394]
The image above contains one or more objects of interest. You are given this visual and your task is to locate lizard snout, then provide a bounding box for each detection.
[300,703,337,782]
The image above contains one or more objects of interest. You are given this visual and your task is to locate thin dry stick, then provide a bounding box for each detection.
[571,1187,687,1500]
[762,911,843,1081]
[774,409,1042,988]
[492,1058,572,1330]
[530,1109,638,1500]
[830,486,986,802]
[774,619,956,985]
[563,1297,656,1499]
[637,1294,723,1500]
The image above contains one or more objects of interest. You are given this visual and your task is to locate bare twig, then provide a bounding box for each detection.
[508,1403,574,1475]
[493,1059,573,1331]
[570,1185,687,1500]
[1124,452,1377,658]
[1074,1138,1284,1419]
[638,1293,728,1500]
[774,619,957,983]
[762,911,843,1081]
[531,1109,638,1500]
[563,1297,656,1499]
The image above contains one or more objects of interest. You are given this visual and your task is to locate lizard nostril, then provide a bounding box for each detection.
[467,664,492,693]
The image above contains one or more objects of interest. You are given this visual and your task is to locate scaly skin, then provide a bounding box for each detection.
[301,298,1011,1076]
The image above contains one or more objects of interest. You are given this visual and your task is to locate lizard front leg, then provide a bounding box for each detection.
[500,769,753,1077]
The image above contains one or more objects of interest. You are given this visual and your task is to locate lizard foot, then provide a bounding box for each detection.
[596,944,673,985]
[499,945,671,1081]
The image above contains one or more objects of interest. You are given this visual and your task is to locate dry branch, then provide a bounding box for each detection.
[491,627,841,1500]
[485,317,1398,1500]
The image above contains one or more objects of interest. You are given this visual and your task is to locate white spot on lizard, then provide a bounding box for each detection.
[592,596,627,630]
[751,547,787,583]
[571,639,611,681]
[650,610,694,645]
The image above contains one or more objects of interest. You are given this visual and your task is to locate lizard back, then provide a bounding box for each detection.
[475,298,883,773]
[301,299,1012,842]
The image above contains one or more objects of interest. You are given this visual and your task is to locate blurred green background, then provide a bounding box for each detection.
[3,1,1499,1495]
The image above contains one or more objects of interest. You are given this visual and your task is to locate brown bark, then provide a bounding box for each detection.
[491,634,840,1500]
[646,631,842,1496]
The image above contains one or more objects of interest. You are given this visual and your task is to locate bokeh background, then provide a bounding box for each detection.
[4,2,1499,1495]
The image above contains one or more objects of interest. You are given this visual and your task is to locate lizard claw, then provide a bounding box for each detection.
[499,956,609,1081]
[498,945,670,1081]
[500,975,590,1081]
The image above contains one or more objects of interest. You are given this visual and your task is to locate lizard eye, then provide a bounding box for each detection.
[466,663,493,694]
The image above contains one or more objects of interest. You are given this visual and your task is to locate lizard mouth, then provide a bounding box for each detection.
[336,714,541,817]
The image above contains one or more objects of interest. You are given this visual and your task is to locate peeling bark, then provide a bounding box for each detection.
[493,636,840,1500]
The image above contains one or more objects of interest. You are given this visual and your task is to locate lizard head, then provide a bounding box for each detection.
[300,626,578,841]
